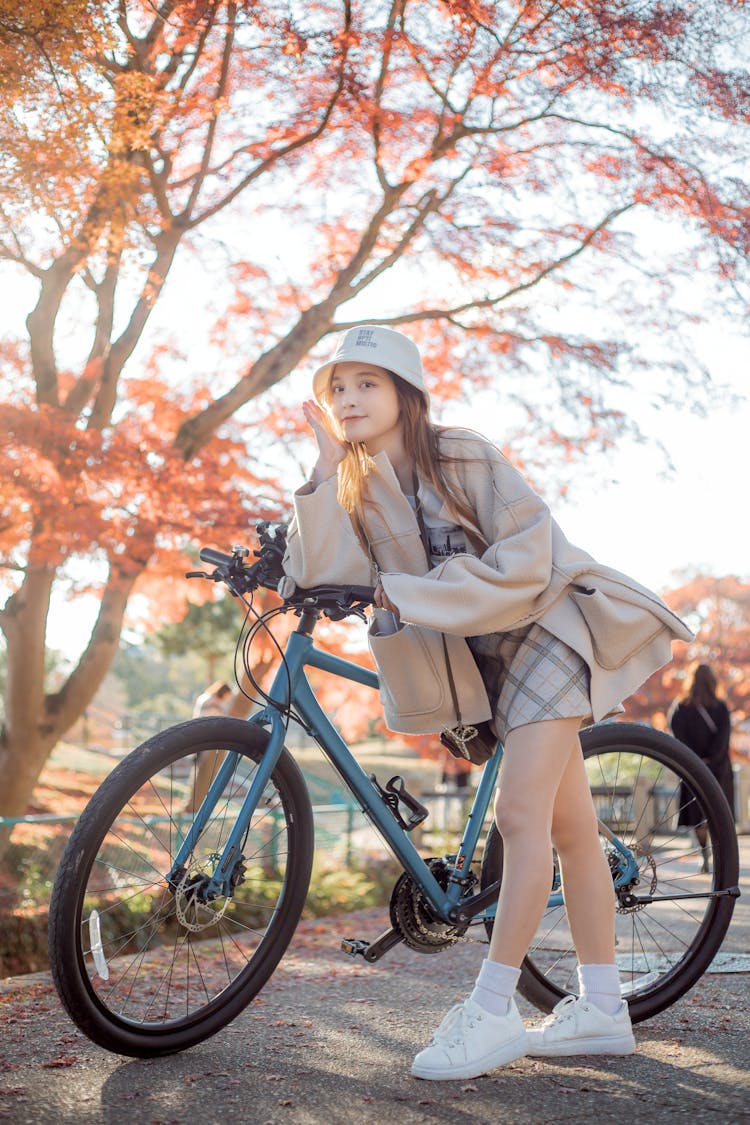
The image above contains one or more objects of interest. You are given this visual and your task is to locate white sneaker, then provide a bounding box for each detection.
[411,997,527,1080]
[526,995,636,1057]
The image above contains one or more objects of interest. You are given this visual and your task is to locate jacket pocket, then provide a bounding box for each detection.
[570,585,664,670]
[368,623,445,717]
[368,622,491,727]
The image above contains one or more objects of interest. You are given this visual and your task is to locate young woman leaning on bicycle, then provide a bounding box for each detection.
[283,324,693,1082]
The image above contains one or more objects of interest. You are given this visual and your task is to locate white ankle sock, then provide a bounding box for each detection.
[577,963,622,1016]
[470,959,520,1017]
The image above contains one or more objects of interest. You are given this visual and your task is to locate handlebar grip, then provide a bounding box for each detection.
[199,547,234,567]
[347,586,377,602]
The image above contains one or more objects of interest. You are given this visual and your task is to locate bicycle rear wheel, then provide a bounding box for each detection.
[49,717,314,1056]
[481,722,739,1023]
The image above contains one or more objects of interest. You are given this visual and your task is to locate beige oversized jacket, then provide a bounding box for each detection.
[283,429,692,734]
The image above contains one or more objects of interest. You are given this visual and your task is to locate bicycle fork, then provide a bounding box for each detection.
[166,718,288,903]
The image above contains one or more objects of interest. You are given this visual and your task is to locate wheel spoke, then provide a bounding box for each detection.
[49,719,314,1055]
[484,724,739,1023]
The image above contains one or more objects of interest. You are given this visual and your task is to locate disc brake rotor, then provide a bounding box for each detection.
[174,870,230,933]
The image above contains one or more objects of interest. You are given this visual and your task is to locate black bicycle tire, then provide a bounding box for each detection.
[480,722,739,1024]
[48,717,314,1057]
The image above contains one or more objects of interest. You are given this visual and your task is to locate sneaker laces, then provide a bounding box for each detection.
[540,995,579,1028]
[429,1000,482,1046]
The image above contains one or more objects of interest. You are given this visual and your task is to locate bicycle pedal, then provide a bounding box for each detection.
[341,938,370,958]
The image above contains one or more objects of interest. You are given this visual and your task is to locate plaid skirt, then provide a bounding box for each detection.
[467,622,592,744]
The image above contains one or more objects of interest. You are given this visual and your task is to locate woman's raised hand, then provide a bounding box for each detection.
[303,399,346,486]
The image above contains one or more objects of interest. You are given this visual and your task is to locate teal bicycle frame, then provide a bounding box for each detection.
[168,615,639,920]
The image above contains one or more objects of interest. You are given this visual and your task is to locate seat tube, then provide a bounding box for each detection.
[449,752,501,886]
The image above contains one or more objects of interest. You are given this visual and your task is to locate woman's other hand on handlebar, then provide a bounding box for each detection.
[303,399,346,487]
[374,582,400,616]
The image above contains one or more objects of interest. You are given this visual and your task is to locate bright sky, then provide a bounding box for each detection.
[554,366,748,592]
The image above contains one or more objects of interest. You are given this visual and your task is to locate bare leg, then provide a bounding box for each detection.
[488,717,584,966]
[551,745,616,964]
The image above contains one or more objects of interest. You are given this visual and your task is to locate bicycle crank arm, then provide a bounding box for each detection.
[620,884,741,907]
[341,927,404,963]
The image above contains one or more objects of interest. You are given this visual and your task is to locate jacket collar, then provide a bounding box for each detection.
[369,448,469,524]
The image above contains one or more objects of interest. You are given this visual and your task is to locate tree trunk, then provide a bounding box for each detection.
[182,665,271,813]
[0,555,141,823]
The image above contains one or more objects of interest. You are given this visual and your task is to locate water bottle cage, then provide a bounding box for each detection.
[370,774,429,832]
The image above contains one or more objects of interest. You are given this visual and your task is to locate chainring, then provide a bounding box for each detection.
[389,858,470,953]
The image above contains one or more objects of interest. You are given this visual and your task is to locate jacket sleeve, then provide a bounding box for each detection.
[282,475,374,588]
[379,446,555,636]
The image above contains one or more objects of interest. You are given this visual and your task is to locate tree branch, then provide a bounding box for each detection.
[336,202,638,328]
[63,254,121,415]
[346,165,473,297]
[371,0,404,191]
[182,2,236,219]
[185,2,353,230]
[174,4,217,90]
[0,236,44,279]
[0,558,53,734]
[87,231,182,428]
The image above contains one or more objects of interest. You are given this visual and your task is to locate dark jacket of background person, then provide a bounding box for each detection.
[670,665,734,821]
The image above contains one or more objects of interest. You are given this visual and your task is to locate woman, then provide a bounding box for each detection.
[283,324,692,1081]
[670,664,734,872]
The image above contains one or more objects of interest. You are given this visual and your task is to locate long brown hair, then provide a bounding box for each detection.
[685,664,719,709]
[321,370,487,556]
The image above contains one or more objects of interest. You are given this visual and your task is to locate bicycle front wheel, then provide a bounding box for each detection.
[481,722,739,1023]
[49,717,314,1057]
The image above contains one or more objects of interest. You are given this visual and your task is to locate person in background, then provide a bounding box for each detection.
[193,681,232,719]
[669,663,734,873]
[185,681,233,813]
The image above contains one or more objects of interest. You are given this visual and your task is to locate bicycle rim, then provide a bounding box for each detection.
[518,723,738,1021]
[49,719,313,1054]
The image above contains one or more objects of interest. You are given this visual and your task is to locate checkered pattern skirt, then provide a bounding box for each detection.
[467,623,592,744]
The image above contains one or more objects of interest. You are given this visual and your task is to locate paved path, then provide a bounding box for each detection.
[1,838,748,1125]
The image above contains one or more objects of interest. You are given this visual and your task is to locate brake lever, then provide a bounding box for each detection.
[185,569,221,581]
[324,600,369,623]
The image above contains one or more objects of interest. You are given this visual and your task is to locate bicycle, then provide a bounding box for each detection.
[48,523,741,1057]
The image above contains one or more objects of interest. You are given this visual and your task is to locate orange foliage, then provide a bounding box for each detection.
[626,574,750,754]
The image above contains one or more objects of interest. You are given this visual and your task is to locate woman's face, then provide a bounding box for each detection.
[327,362,402,452]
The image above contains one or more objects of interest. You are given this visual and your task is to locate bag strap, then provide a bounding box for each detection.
[696,704,718,735]
[412,471,463,726]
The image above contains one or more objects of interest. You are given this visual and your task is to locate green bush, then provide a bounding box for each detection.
[304,856,399,917]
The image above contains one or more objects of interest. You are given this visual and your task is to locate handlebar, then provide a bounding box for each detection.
[191,523,376,619]
[199,547,242,568]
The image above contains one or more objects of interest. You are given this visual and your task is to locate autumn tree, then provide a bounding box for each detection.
[1,1,748,819]
[626,573,750,733]
[156,592,245,685]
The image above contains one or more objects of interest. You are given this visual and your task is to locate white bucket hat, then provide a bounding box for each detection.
[313,325,429,406]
